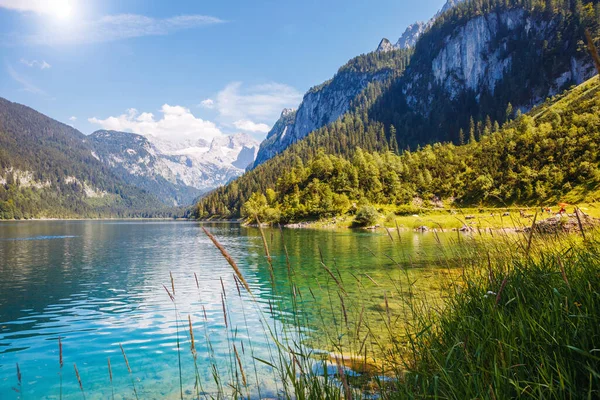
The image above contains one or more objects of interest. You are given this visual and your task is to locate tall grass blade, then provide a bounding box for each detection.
[202,227,252,294]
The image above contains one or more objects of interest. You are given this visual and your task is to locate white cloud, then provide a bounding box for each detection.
[233,120,270,133]
[199,98,214,109]
[69,116,77,121]
[20,58,51,69]
[88,104,223,143]
[6,64,46,95]
[17,13,224,46]
[215,82,302,123]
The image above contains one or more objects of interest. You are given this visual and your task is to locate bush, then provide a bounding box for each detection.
[395,204,423,216]
[352,205,379,227]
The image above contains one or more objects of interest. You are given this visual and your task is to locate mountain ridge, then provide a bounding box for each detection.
[89,130,259,206]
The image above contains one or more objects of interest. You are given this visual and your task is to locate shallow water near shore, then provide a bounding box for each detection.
[0,220,466,398]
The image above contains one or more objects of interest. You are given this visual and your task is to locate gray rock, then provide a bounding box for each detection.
[377,38,395,52]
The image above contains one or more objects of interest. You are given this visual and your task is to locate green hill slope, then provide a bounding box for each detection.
[196,76,600,222]
[0,98,166,219]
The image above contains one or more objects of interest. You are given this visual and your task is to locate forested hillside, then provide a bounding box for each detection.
[195,0,600,220]
[0,98,166,219]
[237,77,600,222]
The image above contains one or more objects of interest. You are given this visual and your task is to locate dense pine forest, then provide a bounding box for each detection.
[195,0,600,221]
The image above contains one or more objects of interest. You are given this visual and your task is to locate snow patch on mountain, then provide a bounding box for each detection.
[89,130,259,205]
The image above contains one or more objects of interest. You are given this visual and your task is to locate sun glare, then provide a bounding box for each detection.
[52,0,73,20]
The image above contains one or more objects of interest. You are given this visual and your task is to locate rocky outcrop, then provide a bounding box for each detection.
[377,38,395,52]
[252,108,296,168]
[395,22,427,49]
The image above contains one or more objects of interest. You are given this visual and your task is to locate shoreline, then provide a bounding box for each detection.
[242,204,600,234]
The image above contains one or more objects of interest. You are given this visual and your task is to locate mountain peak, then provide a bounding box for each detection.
[379,0,466,51]
[281,108,296,118]
[440,0,463,14]
[376,38,395,53]
[395,22,427,49]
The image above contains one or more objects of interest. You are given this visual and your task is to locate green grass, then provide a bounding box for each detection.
[292,202,600,232]
[213,225,598,399]
[395,235,600,399]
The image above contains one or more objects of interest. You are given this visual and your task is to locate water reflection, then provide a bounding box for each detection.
[0,221,462,398]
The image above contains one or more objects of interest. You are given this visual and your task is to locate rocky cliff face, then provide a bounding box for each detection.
[402,8,595,115]
[252,67,392,167]
[431,10,523,97]
[89,130,259,205]
[251,108,296,168]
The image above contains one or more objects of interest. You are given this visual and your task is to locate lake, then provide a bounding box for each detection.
[0,221,464,399]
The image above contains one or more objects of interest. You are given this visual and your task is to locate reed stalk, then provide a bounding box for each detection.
[107,357,114,400]
[58,336,63,400]
[119,344,139,399]
[73,363,85,400]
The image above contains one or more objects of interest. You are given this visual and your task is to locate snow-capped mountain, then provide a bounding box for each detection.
[89,130,259,206]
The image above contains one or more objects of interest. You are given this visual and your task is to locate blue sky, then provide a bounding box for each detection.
[0,0,444,142]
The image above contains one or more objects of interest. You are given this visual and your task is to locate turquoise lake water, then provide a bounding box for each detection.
[0,221,461,399]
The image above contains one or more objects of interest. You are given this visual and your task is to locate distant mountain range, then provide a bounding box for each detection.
[0,97,259,218]
[0,97,163,219]
[88,130,258,205]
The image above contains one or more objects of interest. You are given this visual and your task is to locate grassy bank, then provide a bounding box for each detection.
[286,202,600,232]
[397,234,600,399]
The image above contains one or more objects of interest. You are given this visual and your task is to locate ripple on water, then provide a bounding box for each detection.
[0,220,459,398]
[0,235,79,241]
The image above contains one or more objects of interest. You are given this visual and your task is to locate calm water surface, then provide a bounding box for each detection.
[0,221,462,399]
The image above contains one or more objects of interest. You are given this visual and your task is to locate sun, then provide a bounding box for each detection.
[52,0,73,20]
